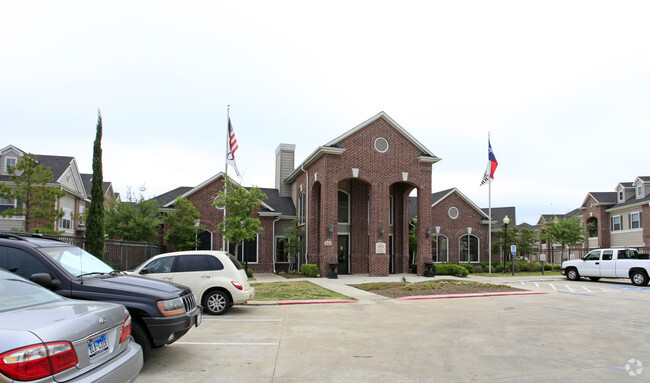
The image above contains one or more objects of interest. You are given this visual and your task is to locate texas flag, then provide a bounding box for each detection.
[480,139,498,186]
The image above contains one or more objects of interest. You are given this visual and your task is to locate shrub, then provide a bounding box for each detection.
[409,263,418,274]
[544,263,553,271]
[459,263,474,273]
[525,263,542,272]
[435,263,469,277]
[300,264,318,277]
[494,264,504,273]
[241,262,254,278]
[473,265,484,273]
[552,264,561,271]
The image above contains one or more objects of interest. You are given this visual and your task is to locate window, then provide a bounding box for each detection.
[338,190,349,224]
[459,234,479,263]
[584,250,601,261]
[374,137,389,153]
[0,197,16,213]
[78,205,85,225]
[298,192,305,225]
[4,157,16,171]
[206,255,224,270]
[448,207,459,219]
[228,236,258,263]
[618,191,624,201]
[276,237,289,263]
[611,215,622,231]
[630,212,642,229]
[177,255,207,272]
[432,234,448,263]
[143,256,174,274]
[637,185,644,198]
[0,247,51,280]
[602,250,613,261]
[61,209,72,230]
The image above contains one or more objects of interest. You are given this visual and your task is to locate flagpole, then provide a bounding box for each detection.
[488,132,492,273]
[222,105,230,251]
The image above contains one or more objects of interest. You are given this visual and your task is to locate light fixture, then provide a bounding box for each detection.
[425,227,431,238]
[327,224,334,236]
[379,227,385,237]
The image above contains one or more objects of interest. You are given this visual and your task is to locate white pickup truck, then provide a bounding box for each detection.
[561,248,650,286]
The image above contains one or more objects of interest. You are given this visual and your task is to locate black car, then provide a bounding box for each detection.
[0,233,202,359]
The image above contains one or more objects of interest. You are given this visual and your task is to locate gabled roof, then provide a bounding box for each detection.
[408,188,490,221]
[80,174,113,198]
[34,154,75,181]
[286,111,441,182]
[580,192,617,208]
[153,186,194,207]
[538,208,581,224]
[480,206,516,226]
[0,145,24,156]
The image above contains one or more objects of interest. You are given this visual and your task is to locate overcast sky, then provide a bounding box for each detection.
[2,1,649,225]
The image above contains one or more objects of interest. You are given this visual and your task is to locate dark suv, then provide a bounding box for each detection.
[0,233,202,359]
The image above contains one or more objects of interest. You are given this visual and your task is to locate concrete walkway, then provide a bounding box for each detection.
[250,272,565,303]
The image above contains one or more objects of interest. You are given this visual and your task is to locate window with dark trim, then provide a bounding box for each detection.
[611,215,622,231]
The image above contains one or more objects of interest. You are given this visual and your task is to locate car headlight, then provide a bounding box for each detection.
[157,298,186,316]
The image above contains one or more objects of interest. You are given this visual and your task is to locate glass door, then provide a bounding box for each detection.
[337,234,349,274]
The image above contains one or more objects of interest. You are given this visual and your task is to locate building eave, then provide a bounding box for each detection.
[285,146,346,183]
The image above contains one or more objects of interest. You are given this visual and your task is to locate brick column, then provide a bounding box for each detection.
[416,182,433,276]
[368,182,389,276]
[318,179,338,276]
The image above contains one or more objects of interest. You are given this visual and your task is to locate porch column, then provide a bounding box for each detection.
[317,180,338,276]
[416,183,433,276]
[369,182,389,276]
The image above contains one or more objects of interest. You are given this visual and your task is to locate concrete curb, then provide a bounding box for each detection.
[396,290,549,300]
[247,290,548,306]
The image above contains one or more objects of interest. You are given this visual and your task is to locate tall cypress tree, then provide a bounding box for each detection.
[86,110,105,258]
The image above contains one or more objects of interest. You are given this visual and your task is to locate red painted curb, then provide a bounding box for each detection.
[277,299,357,305]
[396,291,548,301]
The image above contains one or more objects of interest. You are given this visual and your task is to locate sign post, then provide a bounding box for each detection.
[510,245,517,275]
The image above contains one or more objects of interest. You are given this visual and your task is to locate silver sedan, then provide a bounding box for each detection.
[0,268,143,382]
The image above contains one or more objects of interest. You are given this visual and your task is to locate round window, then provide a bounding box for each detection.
[448,206,459,219]
[374,137,389,153]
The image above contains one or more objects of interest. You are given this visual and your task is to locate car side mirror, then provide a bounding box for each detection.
[139,268,150,275]
[30,273,63,290]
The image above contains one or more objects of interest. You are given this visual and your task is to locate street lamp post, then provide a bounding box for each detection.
[503,215,510,275]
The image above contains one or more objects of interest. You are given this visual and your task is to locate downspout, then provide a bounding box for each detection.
[301,165,309,265]
[272,216,280,274]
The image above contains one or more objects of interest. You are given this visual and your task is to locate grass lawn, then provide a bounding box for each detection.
[251,281,355,301]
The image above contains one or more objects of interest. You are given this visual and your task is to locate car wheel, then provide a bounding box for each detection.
[203,290,231,315]
[566,268,580,281]
[588,277,601,281]
[630,270,649,286]
[131,322,152,361]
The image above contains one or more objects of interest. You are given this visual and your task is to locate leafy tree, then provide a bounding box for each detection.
[213,177,266,260]
[164,197,202,251]
[105,191,162,242]
[491,223,519,262]
[281,218,303,271]
[538,216,585,261]
[86,111,105,258]
[515,227,536,257]
[0,153,66,233]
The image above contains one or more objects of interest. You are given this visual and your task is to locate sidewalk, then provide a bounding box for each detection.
[249,273,562,304]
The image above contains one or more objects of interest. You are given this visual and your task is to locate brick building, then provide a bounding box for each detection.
[156,112,513,276]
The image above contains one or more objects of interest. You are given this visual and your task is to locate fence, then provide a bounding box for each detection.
[3,231,166,271]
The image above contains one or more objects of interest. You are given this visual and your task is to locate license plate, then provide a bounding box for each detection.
[88,333,109,359]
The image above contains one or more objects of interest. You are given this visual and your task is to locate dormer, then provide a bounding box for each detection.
[615,182,635,203]
[634,176,650,200]
[0,145,25,175]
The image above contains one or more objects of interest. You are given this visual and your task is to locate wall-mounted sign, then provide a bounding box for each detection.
[324,240,332,246]
[376,242,386,254]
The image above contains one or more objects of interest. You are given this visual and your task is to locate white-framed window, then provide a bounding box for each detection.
[433,234,449,263]
[275,236,289,263]
[0,197,16,213]
[4,157,17,172]
[630,212,642,229]
[618,190,624,202]
[459,234,479,263]
[448,206,459,219]
[338,190,350,224]
[637,185,644,198]
[611,215,622,231]
[228,235,259,264]
[298,192,305,225]
[78,205,85,225]
[61,208,72,230]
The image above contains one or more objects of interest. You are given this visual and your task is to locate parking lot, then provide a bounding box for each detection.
[137,275,650,382]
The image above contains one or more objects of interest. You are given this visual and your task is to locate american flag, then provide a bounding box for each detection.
[226,117,241,177]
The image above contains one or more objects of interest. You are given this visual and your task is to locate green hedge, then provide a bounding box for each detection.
[300,264,319,277]
[434,263,469,277]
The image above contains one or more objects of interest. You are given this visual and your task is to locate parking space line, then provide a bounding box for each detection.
[548,283,557,291]
[582,286,593,293]
[175,342,279,346]
[565,285,575,292]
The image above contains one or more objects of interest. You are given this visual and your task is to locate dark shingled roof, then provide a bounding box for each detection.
[480,207,516,226]
[256,188,296,216]
[80,174,111,197]
[588,192,617,205]
[153,187,194,207]
[34,154,74,181]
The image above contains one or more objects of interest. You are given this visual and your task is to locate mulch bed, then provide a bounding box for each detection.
[350,280,524,299]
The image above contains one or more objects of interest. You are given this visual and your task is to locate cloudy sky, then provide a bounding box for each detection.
[2,1,649,225]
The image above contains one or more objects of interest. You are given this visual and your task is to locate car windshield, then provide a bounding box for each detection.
[0,273,62,311]
[40,246,114,277]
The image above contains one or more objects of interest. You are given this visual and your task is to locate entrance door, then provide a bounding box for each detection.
[337,234,349,274]
[389,235,394,274]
